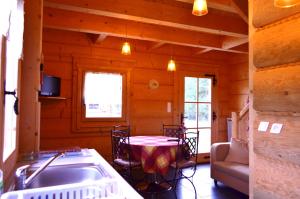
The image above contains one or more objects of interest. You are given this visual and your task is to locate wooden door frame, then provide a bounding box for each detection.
[0,35,21,180]
[176,69,219,163]
[0,35,5,170]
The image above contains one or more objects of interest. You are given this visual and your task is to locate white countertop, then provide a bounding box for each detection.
[9,149,143,199]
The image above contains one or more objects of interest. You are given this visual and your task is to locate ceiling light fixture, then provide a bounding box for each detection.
[121,41,131,55]
[274,0,300,7]
[121,22,131,55]
[192,0,208,16]
[167,57,176,72]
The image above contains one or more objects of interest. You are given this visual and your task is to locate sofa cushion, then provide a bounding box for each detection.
[213,161,249,182]
[225,138,249,165]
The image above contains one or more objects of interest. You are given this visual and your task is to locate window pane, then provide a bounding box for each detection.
[184,103,197,128]
[198,103,211,128]
[198,128,211,153]
[84,72,123,118]
[3,0,23,161]
[184,77,197,102]
[3,95,17,161]
[198,78,211,102]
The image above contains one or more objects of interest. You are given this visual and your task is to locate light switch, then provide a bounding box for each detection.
[258,121,269,132]
[167,102,172,113]
[270,123,283,134]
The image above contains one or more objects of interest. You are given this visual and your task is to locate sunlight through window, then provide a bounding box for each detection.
[84,72,123,118]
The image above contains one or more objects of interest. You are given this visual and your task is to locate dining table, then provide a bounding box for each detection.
[126,135,182,193]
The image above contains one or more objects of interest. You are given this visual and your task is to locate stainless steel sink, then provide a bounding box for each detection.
[26,163,109,189]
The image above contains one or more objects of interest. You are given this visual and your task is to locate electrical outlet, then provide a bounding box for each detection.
[258,121,269,132]
[270,123,283,134]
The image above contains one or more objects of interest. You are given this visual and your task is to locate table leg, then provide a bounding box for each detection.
[136,173,171,193]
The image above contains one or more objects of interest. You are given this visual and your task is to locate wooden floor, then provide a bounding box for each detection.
[134,164,249,199]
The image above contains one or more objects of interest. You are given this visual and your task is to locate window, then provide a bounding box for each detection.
[184,77,212,153]
[1,0,23,162]
[72,62,130,132]
[84,72,123,118]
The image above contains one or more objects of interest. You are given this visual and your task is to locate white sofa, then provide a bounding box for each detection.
[210,142,249,195]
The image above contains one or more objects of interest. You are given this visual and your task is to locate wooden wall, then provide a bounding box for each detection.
[217,61,231,142]
[229,55,249,140]
[217,54,249,142]
[40,28,242,161]
[19,0,43,154]
[250,1,300,198]
[229,56,249,112]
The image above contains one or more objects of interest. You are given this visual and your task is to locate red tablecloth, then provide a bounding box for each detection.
[128,136,179,175]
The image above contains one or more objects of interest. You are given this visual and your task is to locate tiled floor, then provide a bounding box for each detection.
[134,164,249,199]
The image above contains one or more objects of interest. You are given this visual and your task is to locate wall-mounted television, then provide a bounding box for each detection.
[39,74,61,97]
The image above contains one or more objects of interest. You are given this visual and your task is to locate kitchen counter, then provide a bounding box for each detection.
[3,149,142,199]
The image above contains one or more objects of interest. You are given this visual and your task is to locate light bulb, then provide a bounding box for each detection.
[121,42,131,55]
[167,59,176,71]
[192,0,208,16]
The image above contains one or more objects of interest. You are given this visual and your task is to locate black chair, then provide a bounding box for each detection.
[113,124,131,131]
[169,131,199,198]
[111,126,141,183]
[163,124,186,138]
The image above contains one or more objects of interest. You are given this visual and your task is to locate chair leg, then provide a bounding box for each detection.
[214,179,218,187]
[173,188,178,199]
[173,178,179,191]
[183,177,197,199]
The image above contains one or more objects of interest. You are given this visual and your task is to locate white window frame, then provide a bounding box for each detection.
[72,61,130,133]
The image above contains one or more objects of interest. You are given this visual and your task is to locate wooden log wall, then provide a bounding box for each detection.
[250,1,300,198]
[40,28,243,161]
[19,0,43,154]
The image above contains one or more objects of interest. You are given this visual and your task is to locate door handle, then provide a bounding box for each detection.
[180,113,187,125]
[212,111,217,122]
[4,90,19,115]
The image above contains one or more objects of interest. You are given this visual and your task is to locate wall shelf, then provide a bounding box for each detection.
[39,96,67,101]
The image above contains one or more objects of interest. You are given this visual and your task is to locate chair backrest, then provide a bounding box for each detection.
[111,126,130,161]
[113,125,130,131]
[182,131,199,159]
[172,131,199,181]
[174,131,199,164]
[163,124,186,138]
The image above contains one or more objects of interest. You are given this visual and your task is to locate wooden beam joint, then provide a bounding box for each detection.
[88,33,108,43]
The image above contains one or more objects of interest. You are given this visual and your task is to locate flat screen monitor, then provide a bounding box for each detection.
[40,74,61,97]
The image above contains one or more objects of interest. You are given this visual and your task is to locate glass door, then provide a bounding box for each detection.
[183,76,213,162]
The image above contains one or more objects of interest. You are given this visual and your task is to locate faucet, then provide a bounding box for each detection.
[15,152,65,190]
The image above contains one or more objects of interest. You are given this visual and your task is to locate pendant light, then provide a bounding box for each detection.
[121,23,131,55]
[121,41,131,55]
[167,45,176,71]
[274,0,300,7]
[192,0,208,16]
[167,57,176,72]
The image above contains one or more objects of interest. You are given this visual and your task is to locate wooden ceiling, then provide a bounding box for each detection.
[43,0,248,56]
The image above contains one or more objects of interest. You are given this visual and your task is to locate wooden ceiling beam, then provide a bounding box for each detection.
[195,35,249,54]
[176,0,248,23]
[88,33,108,43]
[194,47,247,55]
[231,43,248,52]
[176,0,237,13]
[194,48,213,55]
[44,0,248,37]
[43,7,224,49]
[216,48,248,54]
[230,0,248,24]
[148,42,166,51]
[222,36,248,50]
